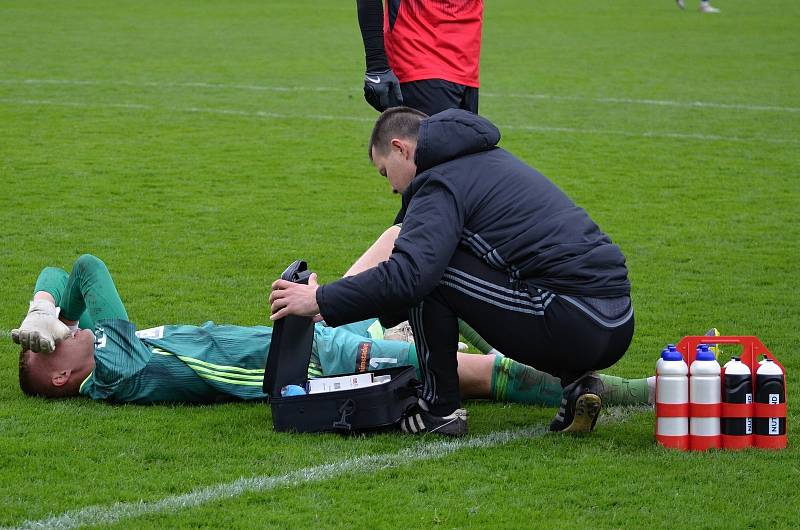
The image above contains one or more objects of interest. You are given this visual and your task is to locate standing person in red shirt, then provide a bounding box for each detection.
[357,0,483,116]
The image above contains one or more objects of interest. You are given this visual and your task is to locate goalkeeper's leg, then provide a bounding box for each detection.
[32,267,94,330]
[59,254,128,326]
[459,353,653,407]
[14,255,125,352]
[458,319,493,354]
[313,323,419,377]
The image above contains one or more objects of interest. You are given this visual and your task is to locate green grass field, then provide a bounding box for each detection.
[1,0,799,527]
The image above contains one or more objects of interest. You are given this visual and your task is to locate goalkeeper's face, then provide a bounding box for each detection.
[53,329,96,366]
[23,329,96,397]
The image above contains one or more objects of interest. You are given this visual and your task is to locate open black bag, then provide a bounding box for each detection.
[263,260,420,433]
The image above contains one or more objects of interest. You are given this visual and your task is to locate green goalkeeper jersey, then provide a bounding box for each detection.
[79,318,417,404]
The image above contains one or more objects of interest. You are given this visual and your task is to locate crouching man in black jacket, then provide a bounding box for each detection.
[270,107,634,436]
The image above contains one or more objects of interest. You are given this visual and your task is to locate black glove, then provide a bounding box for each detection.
[363,69,404,112]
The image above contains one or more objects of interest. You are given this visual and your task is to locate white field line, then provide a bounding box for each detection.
[4,407,641,530]
[490,91,800,114]
[1,98,795,145]
[1,78,798,114]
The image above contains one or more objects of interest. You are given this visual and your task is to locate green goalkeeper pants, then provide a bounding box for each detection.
[33,254,128,330]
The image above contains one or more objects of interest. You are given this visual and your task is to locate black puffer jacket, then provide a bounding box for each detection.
[317,109,630,327]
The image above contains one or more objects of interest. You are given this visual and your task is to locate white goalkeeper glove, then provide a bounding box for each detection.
[11,300,72,353]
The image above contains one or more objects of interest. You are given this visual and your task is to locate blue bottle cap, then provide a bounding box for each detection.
[660,347,669,359]
[663,350,683,361]
[696,348,716,361]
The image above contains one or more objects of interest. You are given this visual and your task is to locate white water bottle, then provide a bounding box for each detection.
[656,348,689,450]
[689,345,721,450]
[754,359,787,449]
[721,357,753,449]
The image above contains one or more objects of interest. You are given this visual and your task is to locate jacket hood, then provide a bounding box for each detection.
[414,109,501,173]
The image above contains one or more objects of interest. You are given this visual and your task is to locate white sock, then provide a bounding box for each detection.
[647,376,656,404]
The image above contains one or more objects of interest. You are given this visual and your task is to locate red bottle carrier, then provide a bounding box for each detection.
[656,336,787,451]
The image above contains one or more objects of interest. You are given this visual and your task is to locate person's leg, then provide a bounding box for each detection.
[699,0,720,12]
[456,352,494,399]
[489,354,563,406]
[458,350,652,407]
[422,251,571,379]
[411,249,633,432]
[343,225,401,277]
[408,254,557,418]
[458,320,493,354]
[32,267,94,330]
[460,86,479,114]
[33,267,69,303]
[313,323,419,377]
[595,373,652,406]
[456,299,648,406]
[401,294,468,435]
[407,288,463,416]
[334,318,381,339]
[59,254,128,327]
[436,251,632,383]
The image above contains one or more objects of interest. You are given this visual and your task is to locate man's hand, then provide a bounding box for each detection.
[11,300,72,353]
[270,273,322,321]
[363,69,404,112]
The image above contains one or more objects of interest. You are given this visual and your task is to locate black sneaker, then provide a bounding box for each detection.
[400,399,468,436]
[549,374,603,433]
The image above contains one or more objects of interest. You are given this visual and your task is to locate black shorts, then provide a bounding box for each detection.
[400,79,479,116]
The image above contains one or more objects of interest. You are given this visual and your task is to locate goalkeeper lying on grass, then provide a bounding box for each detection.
[13,254,653,406]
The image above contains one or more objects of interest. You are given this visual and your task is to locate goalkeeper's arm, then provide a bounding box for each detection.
[12,293,74,353]
[357,0,403,111]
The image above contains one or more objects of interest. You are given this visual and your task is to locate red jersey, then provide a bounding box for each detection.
[384,0,483,88]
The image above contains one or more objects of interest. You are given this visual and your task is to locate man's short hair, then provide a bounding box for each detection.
[368,106,428,160]
[18,349,69,398]
[18,349,38,396]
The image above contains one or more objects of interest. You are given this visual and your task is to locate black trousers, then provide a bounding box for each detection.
[407,250,635,415]
[401,79,479,116]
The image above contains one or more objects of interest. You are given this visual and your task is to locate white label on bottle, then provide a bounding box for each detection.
[746,418,753,435]
[769,417,780,435]
[769,394,779,405]
[746,393,753,404]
